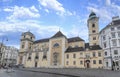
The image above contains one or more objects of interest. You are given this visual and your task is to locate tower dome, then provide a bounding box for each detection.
[89,12,96,19]
[22,31,35,38]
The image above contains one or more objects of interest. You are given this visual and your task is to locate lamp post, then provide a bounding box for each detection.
[108,36,114,70]
[0,36,8,67]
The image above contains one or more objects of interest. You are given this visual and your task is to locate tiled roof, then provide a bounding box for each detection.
[33,38,49,44]
[65,47,85,53]
[85,43,102,50]
[51,31,66,38]
[68,37,84,43]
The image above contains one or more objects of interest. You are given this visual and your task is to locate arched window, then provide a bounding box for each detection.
[53,43,59,47]
[53,52,59,65]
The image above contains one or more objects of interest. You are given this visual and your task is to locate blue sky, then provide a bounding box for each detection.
[0,0,120,49]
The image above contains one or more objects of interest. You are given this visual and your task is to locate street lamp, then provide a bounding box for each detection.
[0,36,8,66]
[108,36,114,70]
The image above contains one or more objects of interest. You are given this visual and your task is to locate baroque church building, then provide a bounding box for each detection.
[17,12,104,68]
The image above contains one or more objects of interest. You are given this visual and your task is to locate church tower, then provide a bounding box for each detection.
[87,12,99,46]
[18,31,35,65]
[20,31,35,51]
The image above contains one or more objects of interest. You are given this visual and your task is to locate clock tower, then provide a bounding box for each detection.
[87,12,99,46]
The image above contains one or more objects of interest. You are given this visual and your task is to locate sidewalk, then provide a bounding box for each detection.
[0,69,6,73]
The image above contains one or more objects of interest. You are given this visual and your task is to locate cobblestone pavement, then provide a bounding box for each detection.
[19,68,120,77]
[1,68,120,77]
[0,69,70,77]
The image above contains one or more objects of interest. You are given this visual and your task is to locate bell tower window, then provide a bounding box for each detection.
[92,24,95,28]
[92,30,96,33]
[93,37,96,40]
[31,37,32,40]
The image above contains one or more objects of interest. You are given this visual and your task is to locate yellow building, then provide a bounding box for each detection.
[17,12,104,68]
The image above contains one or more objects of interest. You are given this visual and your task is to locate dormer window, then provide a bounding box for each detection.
[53,43,59,47]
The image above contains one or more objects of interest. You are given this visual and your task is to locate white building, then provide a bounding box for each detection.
[99,16,120,70]
[1,46,19,66]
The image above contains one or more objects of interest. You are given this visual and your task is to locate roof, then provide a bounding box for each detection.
[22,31,35,38]
[89,12,96,17]
[51,31,66,38]
[100,19,120,33]
[85,43,102,50]
[65,47,85,53]
[33,38,49,44]
[68,37,84,43]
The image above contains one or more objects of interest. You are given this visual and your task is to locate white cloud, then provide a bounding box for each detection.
[3,6,40,20]
[38,0,73,16]
[30,6,39,12]
[87,6,112,21]
[3,8,13,12]
[87,0,120,22]
[0,19,61,40]
[44,9,49,13]
[106,0,111,6]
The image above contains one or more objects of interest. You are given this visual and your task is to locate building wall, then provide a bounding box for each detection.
[68,41,85,48]
[1,46,18,66]
[49,37,66,68]
[99,18,120,69]
[65,50,103,68]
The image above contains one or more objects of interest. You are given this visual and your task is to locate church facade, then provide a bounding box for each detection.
[17,12,104,68]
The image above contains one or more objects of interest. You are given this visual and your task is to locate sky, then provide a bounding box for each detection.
[0,0,120,49]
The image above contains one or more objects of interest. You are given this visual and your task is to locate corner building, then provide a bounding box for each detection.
[17,12,104,68]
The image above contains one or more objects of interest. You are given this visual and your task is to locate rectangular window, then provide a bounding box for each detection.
[118,32,120,37]
[22,45,24,48]
[103,42,106,48]
[105,52,107,56]
[93,52,96,57]
[106,62,108,67]
[93,60,96,64]
[99,60,102,64]
[117,26,120,30]
[114,50,118,55]
[80,61,83,65]
[93,37,96,40]
[98,52,101,57]
[73,54,76,58]
[112,40,117,46]
[119,40,120,46]
[86,54,90,58]
[66,54,69,59]
[73,61,76,65]
[111,27,115,31]
[66,61,69,65]
[80,53,83,55]
[111,33,116,38]
[103,35,106,40]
